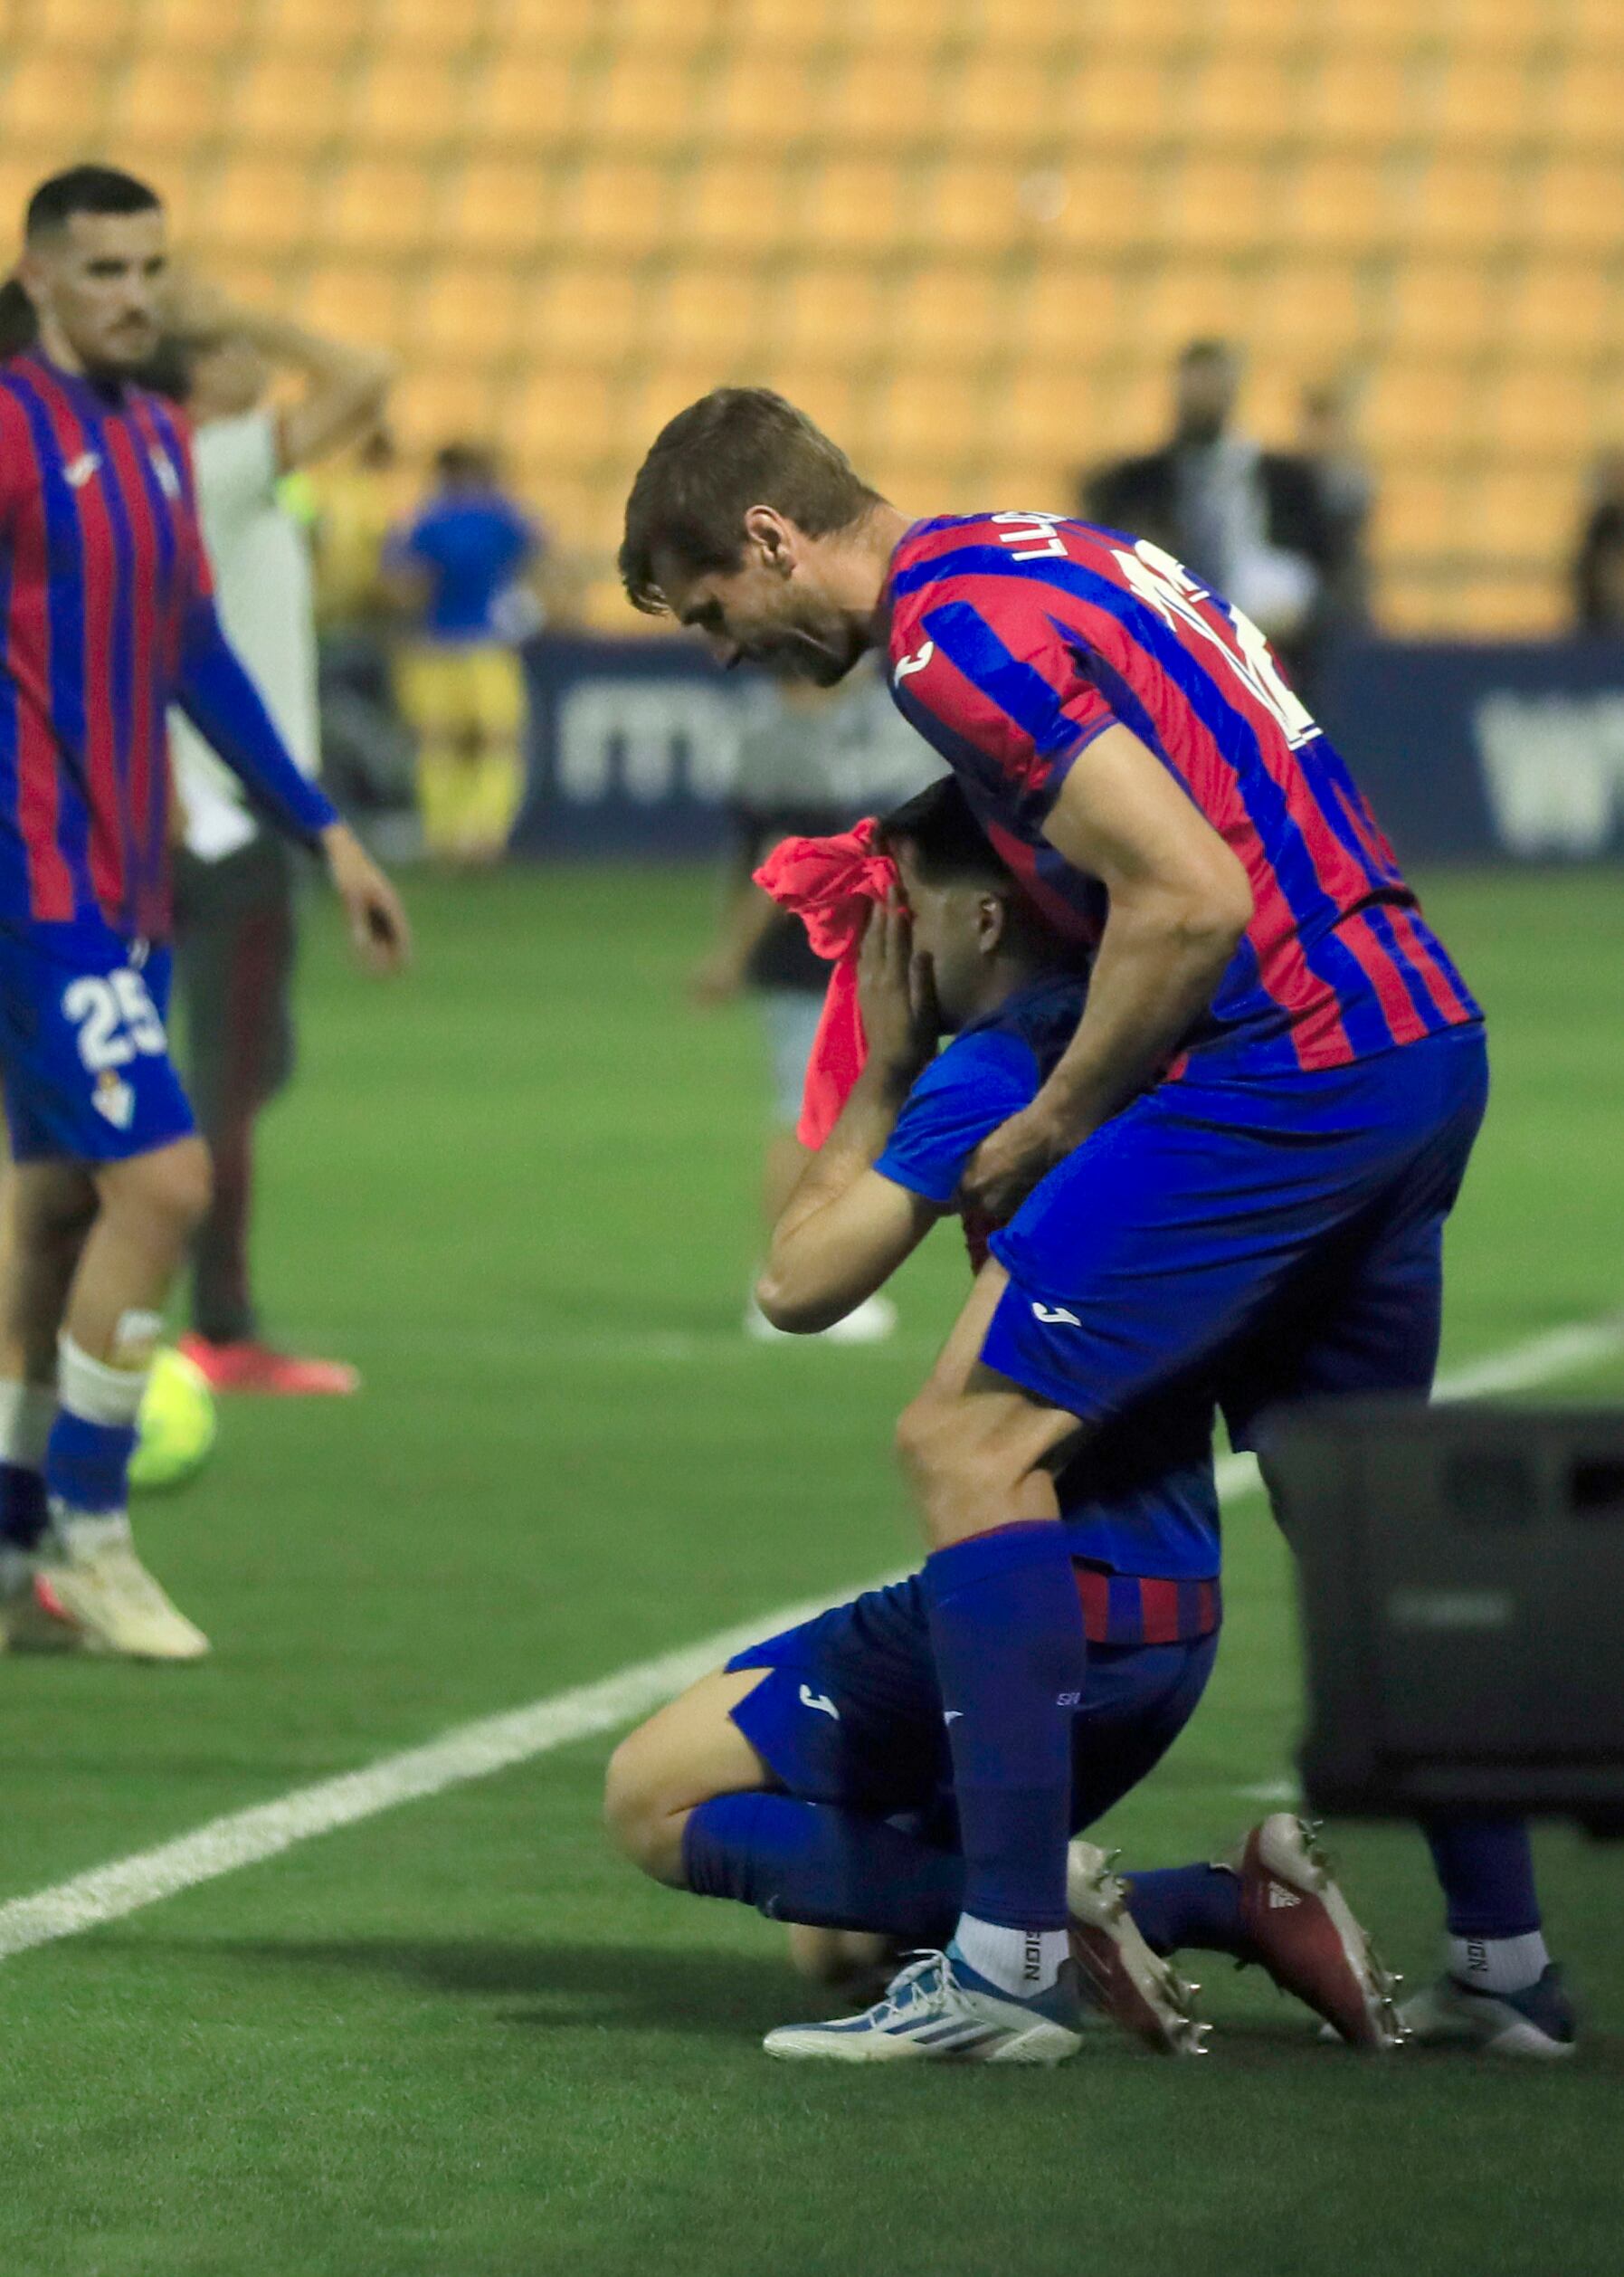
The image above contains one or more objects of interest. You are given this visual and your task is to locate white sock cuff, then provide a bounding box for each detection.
[0,1378,57,1468]
[1447,1929,1550,1996]
[56,1332,148,1428]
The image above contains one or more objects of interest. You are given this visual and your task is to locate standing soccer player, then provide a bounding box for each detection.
[0,167,409,1661]
[618,390,1570,2063]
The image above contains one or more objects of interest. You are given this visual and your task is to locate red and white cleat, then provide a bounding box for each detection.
[178,1336,360,1397]
[1068,1839,1211,2055]
[1233,1814,1402,2049]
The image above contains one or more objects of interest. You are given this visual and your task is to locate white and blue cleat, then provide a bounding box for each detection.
[763,1945,1087,2065]
[1398,1965,1577,2060]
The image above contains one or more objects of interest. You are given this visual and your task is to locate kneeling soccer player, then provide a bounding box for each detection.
[606,782,1398,2061]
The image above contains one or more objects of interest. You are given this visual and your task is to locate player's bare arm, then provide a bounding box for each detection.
[166,271,395,474]
[959,725,1251,1223]
[319,820,413,974]
[755,899,938,1331]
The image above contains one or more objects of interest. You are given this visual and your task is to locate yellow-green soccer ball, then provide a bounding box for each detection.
[129,1348,218,1493]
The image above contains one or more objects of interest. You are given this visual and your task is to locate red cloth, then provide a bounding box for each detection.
[753,818,899,1148]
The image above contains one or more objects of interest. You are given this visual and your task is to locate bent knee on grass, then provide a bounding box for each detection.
[603,1665,774,1886]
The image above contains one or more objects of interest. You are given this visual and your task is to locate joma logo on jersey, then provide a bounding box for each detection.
[149,448,181,499]
[894,639,935,684]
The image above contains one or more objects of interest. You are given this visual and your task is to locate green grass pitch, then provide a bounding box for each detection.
[2,864,1621,2277]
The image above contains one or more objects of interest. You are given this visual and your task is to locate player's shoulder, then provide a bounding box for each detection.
[888,510,1120,650]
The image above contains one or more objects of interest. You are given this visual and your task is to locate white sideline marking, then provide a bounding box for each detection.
[1,1312,1619,1965]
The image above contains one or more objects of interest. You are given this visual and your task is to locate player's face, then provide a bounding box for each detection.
[892,844,1004,1033]
[660,546,866,688]
[23,209,168,377]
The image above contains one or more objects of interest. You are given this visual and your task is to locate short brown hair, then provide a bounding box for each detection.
[619,387,883,615]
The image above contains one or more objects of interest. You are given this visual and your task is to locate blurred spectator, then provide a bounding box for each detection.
[1572,452,1624,634]
[158,278,394,1395]
[1081,339,1339,690]
[307,428,417,847]
[689,662,944,1345]
[1298,373,1373,636]
[386,444,545,867]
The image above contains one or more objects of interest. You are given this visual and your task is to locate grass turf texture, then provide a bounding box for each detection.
[3,863,1621,2277]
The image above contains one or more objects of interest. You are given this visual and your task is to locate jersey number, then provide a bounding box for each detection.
[63,970,166,1072]
[1113,538,1318,748]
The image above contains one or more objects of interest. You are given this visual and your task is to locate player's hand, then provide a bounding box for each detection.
[320,821,412,974]
[957,1104,1068,1223]
[689,950,746,1006]
[856,895,937,1081]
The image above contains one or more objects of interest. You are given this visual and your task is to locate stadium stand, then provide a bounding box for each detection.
[1,0,1620,631]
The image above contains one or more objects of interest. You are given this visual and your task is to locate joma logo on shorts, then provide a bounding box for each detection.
[1031,1302,1081,1327]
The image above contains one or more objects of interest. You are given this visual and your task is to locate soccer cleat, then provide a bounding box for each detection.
[1067,1840,1209,2055]
[764,1946,1087,2065]
[0,1559,81,1655]
[34,1516,210,1661]
[1232,1815,1402,2048]
[177,1335,360,1396]
[1397,1966,1577,2060]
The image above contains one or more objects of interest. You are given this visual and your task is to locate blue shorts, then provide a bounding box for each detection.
[0,919,195,1165]
[727,1573,1217,1836]
[984,1024,1489,1443]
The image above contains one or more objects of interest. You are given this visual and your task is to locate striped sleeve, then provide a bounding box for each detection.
[895,576,1118,814]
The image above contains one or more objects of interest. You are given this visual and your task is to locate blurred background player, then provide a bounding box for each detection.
[386,443,544,868]
[156,279,396,1396]
[689,661,941,1344]
[306,427,416,856]
[0,167,408,1662]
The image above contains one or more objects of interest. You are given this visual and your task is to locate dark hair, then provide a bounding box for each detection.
[136,336,195,403]
[0,276,38,357]
[1179,338,1237,368]
[435,440,496,487]
[880,777,1007,888]
[25,164,162,241]
[620,387,884,615]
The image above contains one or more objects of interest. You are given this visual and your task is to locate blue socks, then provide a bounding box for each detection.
[1124,1863,1249,1958]
[1424,1815,1542,1940]
[682,1792,962,1946]
[45,1411,138,1515]
[923,1521,1087,1936]
[0,1459,49,1551]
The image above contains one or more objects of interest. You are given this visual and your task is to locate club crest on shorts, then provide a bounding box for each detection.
[92,1069,135,1129]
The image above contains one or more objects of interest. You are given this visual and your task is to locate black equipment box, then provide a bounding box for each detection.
[1267,1400,1624,1827]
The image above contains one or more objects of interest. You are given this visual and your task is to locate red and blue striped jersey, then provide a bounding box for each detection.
[0,350,336,942]
[886,513,1480,1077]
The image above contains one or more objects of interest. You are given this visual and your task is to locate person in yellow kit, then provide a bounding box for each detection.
[386,444,544,866]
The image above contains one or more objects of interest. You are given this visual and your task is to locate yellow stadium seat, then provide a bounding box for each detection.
[446,157,558,260]
[1058,58,1179,150]
[1015,268,1130,362]
[729,0,840,48]
[109,143,204,233]
[254,0,371,56]
[1502,264,1612,357]
[622,363,751,453]
[227,55,347,157]
[1165,158,1272,252]
[198,157,319,259]
[870,371,985,463]
[561,157,672,262]
[0,52,108,148]
[1571,0,1624,50]
[1430,59,1535,152]
[347,57,468,157]
[921,161,1036,256]
[142,0,244,51]
[1483,368,1600,460]
[850,0,961,42]
[1135,262,1262,354]
[1047,159,1162,254]
[328,159,436,258]
[1463,469,1575,560]
[686,157,793,254]
[1281,156,1400,252]
[464,55,582,153]
[1184,55,1299,147]
[935,56,1056,154]
[418,269,521,369]
[592,55,704,157]
[800,158,910,256]
[1529,161,1624,253]
[521,267,644,367]
[1088,363,1171,460]
[1298,53,1420,151]
[615,0,733,52]
[1361,365,1476,457]
[105,54,225,152]
[1079,0,1203,55]
[30,0,136,49]
[377,0,489,56]
[706,52,819,148]
[822,51,943,148]
[1545,58,1624,148]
[655,267,765,364]
[1385,262,1496,357]
[1371,471,1458,559]
[297,262,407,349]
[393,366,502,453]
[1209,0,1319,43]
[890,267,1005,372]
[1316,0,1429,43]
[1004,367,1096,462]
[779,267,888,365]
[1443,575,1564,639]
